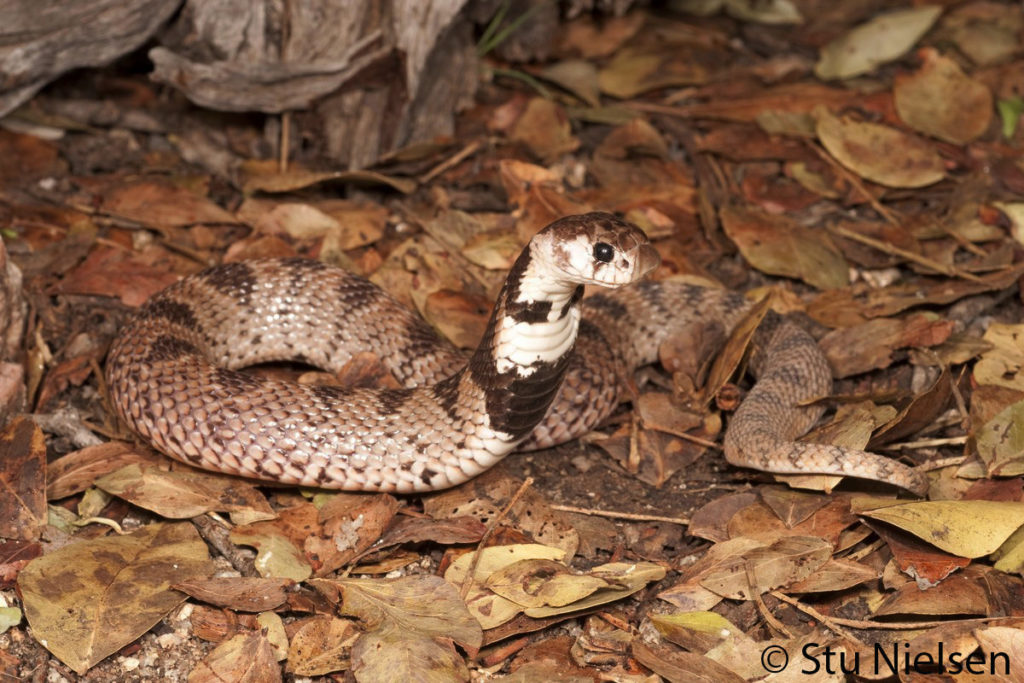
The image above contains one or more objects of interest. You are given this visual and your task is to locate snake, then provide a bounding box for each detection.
[105,212,928,496]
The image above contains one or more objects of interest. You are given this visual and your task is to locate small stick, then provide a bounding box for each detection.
[460,477,535,600]
[770,591,1000,631]
[879,436,967,451]
[807,141,900,225]
[830,224,983,283]
[550,504,690,526]
[420,139,483,184]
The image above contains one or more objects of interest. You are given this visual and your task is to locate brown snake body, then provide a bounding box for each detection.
[106,213,927,495]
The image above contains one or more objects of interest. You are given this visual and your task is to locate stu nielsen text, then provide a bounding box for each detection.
[801,642,1010,676]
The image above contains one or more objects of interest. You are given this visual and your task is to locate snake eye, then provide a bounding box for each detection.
[593,242,614,263]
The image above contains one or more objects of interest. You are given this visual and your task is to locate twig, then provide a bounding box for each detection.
[807,141,900,225]
[845,537,884,563]
[192,513,257,577]
[460,477,535,600]
[770,591,1006,631]
[770,591,865,646]
[420,139,483,184]
[550,504,690,526]
[751,562,792,638]
[645,424,719,449]
[918,455,967,472]
[830,224,983,283]
[879,436,967,451]
[627,414,640,474]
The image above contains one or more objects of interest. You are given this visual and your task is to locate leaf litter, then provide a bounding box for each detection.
[2,2,1024,681]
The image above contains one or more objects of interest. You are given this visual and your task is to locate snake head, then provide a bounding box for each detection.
[534,212,660,288]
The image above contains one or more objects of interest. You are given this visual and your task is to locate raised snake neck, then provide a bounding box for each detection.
[105,214,927,496]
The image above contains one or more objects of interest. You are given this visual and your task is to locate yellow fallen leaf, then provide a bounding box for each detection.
[444,544,565,629]
[524,561,666,618]
[859,501,1024,557]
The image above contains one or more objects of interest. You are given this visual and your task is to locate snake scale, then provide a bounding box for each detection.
[106,213,928,496]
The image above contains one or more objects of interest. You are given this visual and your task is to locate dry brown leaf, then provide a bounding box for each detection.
[188,630,281,683]
[236,198,386,252]
[461,230,522,270]
[598,44,711,98]
[974,626,1024,672]
[315,493,399,575]
[786,558,879,593]
[635,392,703,435]
[632,640,745,683]
[560,13,645,59]
[705,291,772,403]
[869,368,953,447]
[540,59,600,106]
[874,569,991,618]
[975,399,1024,478]
[699,535,833,599]
[687,491,760,543]
[819,313,954,378]
[0,539,41,591]
[444,544,567,630]
[370,232,472,317]
[498,160,592,243]
[238,160,416,195]
[96,177,238,229]
[974,323,1024,391]
[939,3,1024,67]
[894,48,992,144]
[759,487,833,528]
[720,205,848,290]
[586,118,695,214]
[522,561,665,619]
[285,615,358,677]
[650,611,750,655]
[0,417,46,541]
[815,106,945,189]
[592,427,708,488]
[866,520,970,588]
[376,515,486,549]
[726,498,857,546]
[95,463,276,525]
[312,574,481,681]
[171,577,293,612]
[509,98,579,163]
[53,245,185,307]
[18,523,214,674]
[423,289,490,349]
[0,131,66,183]
[808,264,1024,327]
[664,81,887,123]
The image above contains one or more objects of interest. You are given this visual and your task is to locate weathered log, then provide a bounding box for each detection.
[0,0,183,117]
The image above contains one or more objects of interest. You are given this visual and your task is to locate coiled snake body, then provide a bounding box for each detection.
[106,213,927,495]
